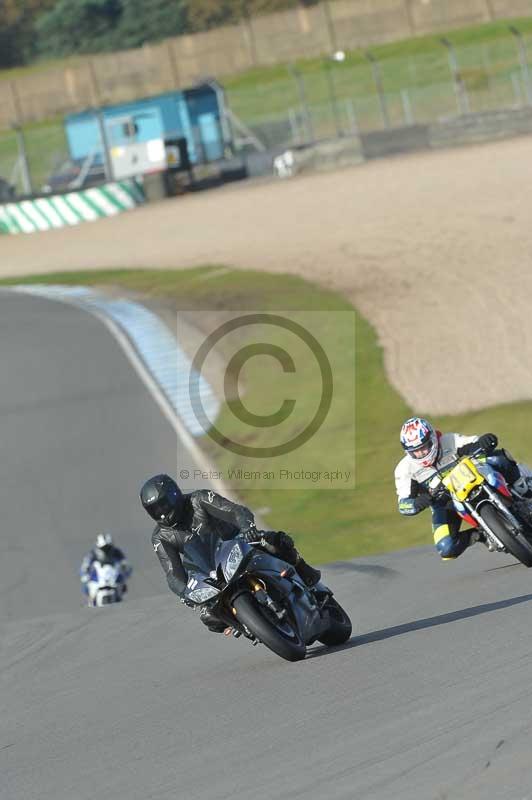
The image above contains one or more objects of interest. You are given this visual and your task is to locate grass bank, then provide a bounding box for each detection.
[4,266,532,564]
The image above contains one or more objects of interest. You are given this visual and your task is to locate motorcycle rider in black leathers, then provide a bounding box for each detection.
[140,474,321,633]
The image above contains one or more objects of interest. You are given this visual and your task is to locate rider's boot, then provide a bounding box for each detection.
[200,606,227,634]
[512,476,532,499]
[469,529,496,552]
[295,557,321,587]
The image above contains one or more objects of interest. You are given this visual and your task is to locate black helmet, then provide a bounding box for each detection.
[140,474,184,527]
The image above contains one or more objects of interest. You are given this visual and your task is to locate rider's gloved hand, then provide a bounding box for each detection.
[398,495,431,515]
[430,486,449,505]
[259,530,295,554]
[477,433,498,453]
[239,522,258,543]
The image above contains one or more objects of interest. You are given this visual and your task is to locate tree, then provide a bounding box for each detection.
[117,0,186,49]
[35,0,122,57]
[0,0,56,66]
[19,0,318,65]
[182,0,315,33]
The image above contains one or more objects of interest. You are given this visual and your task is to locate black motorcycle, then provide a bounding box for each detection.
[182,535,352,662]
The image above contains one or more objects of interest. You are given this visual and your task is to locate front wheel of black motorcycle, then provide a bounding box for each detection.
[479,504,532,567]
[317,598,352,646]
[232,593,306,662]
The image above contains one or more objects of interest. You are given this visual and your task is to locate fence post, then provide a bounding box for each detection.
[166,39,181,88]
[288,108,301,144]
[323,59,342,137]
[241,13,258,68]
[511,72,523,106]
[484,0,495,21]
[288,64,314,143]
[13,126,33,196]
[365,51,390,129]
[96,110,113,182]
[440,37,470,115]
[322,0,338,54]
[87,60,102,106]
[403,0,415,37]
[9,81,23,126]
[401,89,414,125]
[345,99,359,135]
[64,69,79,106]
[509,26,532,105]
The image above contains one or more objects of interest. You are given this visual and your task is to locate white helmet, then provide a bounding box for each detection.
[96,533,113,549]
[400,417,439,467]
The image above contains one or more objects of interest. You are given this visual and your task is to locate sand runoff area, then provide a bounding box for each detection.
[3,135,532,415]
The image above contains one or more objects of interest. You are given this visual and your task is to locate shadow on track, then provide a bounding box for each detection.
[325,562,399,577]
[307,591,532,659]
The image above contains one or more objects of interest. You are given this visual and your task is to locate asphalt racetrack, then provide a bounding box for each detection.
[2,292,532,800]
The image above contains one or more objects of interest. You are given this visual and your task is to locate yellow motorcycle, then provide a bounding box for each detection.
[431,451,532,567]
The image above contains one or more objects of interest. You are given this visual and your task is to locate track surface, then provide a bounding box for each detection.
[3,292,532,800]
[0,292,206,620]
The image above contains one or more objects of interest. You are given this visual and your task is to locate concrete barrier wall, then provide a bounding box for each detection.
[359,107,532,158]
[361,124,431,158]
[429,107,532,147]
[0,178,144,234]
[2,0,532,129]
[272,104,532,177]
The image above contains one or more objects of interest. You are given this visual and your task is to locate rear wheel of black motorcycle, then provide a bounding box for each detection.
[480,505,532,567]
[232,593,306,662]
[317,598,352,646]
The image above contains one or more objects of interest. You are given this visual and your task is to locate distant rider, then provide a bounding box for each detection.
[140,474,321,633]
[394,417,532,560]
[80,533,132,602]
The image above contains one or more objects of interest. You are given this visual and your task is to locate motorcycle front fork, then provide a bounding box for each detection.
[247,577,287,620]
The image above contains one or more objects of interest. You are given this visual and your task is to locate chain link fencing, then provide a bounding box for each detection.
[2,31,532,196]
[226,31,532,151]
[0,120,68,199]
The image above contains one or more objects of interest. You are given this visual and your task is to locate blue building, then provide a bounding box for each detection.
[64,82,231,178]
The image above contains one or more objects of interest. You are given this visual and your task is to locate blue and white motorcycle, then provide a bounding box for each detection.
[85,561,127,607]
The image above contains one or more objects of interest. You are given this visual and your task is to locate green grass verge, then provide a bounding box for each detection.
[3,266,532,564]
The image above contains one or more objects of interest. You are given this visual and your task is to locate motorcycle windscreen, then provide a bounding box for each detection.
[182,535,222,575]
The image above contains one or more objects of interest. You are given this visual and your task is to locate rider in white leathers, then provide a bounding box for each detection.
[395,417,532,560]
[80,533,132,603]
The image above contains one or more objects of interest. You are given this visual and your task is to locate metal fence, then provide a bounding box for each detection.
[3,29,532,197]
[225,29,532,150]
[0,0,513,129]
[0,120,68,199]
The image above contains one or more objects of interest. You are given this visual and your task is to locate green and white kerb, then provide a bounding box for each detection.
[0,178,144,235]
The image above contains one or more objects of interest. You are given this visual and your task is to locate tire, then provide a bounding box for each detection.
[480,504,532,567]
[317,598,352,646]
[232,593,306,662]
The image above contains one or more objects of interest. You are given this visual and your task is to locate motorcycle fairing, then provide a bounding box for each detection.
[182,535,327,643]
[448,459,512,523]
